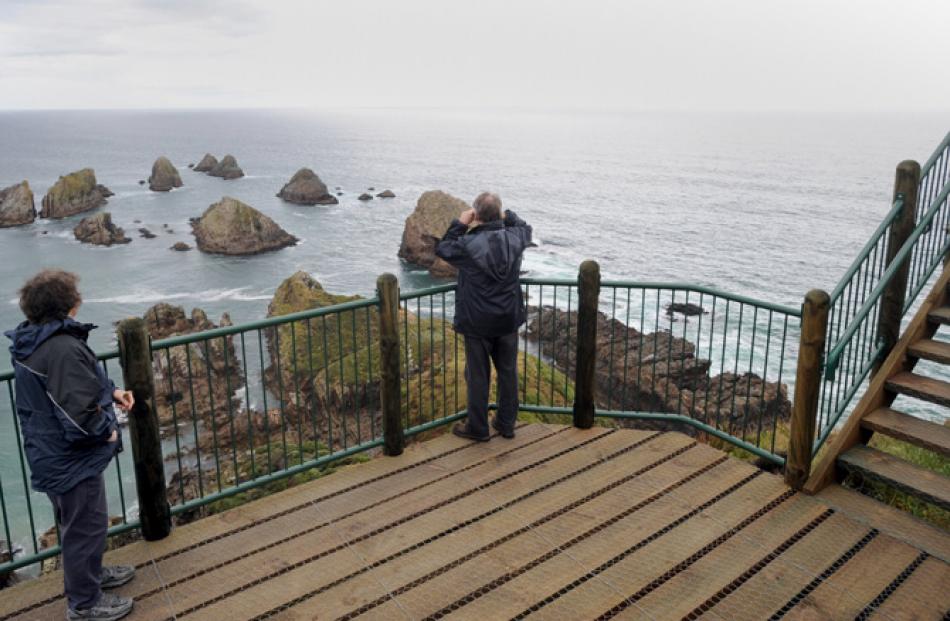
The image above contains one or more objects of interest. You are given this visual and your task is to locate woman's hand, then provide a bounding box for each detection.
[113,389,135,412]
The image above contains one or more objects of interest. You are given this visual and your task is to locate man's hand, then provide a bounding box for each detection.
[459,209,476,226]
[113,389,134,412]
[107,429,118,442]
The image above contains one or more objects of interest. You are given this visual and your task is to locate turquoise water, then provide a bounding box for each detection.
[0,108,947,563]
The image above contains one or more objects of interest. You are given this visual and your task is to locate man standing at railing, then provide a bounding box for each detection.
[436,192,533,441]
[5,270,136,621]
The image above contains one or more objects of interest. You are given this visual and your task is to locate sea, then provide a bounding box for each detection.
[0,108,947,558]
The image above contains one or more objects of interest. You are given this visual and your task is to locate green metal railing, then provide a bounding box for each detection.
[815,131,950,452]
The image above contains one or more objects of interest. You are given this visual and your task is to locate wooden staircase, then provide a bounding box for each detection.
[804,262,950,517]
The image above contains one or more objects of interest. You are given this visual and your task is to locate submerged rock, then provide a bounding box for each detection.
[0,181,36,227]
[376,189,395,198]
[208,154,244,180]
[193,153,218,172]
[398,190,468,277]
[170,242,191,251]
[148,156,183,192]
[40,169,110,219]
[358,193,373,201]
[138,180,146,185]
[191,196,297,255]
[73,212,131,246]
[139,227,156,239]
[276,168,338,205]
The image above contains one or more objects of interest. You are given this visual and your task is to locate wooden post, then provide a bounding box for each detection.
[573,260,601,429]
[377,273,404,456]
[873,160,920,377]
[116,318,171,541]
[785,290,830,490]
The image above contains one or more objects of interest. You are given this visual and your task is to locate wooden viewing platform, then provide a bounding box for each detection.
[1,423,948,620]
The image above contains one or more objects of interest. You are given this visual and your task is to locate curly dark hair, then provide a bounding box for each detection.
[18,269,82,324]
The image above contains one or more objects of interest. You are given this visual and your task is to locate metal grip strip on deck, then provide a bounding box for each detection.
[311,442,717,621]
[853,551,930,621]
[681,509,836,620]
[591,489,799,620]
[0,423,558,621]
[174,429,629,618]
[767,530,880,620]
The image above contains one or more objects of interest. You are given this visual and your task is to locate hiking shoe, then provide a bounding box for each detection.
[66,592,133,621]
[491,417,515,439]
[100,565,135,589]
[452,422,489,442]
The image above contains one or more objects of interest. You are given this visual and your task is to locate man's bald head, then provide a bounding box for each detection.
[473,192,502,223]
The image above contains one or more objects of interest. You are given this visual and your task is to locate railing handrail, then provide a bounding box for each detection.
[828,195,905,303]
[920,131,950,179]
[824,181,950,379]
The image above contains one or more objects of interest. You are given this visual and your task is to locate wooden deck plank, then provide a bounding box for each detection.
[696,512,872,621]
[815,484,950,563]
[782,534,923,620]
[867,556,950,620]
[379,458,767,620]
[166,427,626,620]
[270,437,723,621]
[839,445,950,510]
[521,473,793,621]
[0,424,557,620]
[628,494,831,620]
[862,407,950,457]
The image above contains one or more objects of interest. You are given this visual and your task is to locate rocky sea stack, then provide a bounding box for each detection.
[40,169,111,219]
[148,156,183,192]
[191,196,297,255]
[398,190,468,277]
[193,154,218,172]
[0,181,36,228]
[277,168,338,205]
[73,213,130,246]
[208,155,244,180]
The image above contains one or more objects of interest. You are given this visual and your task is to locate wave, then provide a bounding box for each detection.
[83,286,274,305]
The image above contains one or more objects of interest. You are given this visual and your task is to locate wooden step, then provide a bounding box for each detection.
[927,306,950,325]
[885,371,950,407]
[837,445,950,511]
[862,408,950,457]
[908,338,950,365]
[815,484,950,564]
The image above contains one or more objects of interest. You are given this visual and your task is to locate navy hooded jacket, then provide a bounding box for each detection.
[435,209,532,337]
[5,318,120,495]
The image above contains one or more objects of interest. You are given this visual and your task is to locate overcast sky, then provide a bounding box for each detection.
[1,0,949,111]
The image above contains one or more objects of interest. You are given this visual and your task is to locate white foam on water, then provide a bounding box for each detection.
[84,286,273,305]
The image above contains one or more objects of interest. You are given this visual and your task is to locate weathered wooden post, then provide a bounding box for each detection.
[377,273,404,456]
[873,160,920,377]
[785,289,830,490]
[116,318,171,540]
[573,260,601,429]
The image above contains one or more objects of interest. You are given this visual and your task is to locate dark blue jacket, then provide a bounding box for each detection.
[436,209,532,337]
[5,318,120,495]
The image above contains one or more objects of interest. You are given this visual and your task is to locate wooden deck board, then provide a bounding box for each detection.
[1,424,948,621]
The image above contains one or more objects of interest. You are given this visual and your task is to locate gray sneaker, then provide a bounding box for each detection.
[100,565,135,589]
[66,592,134,621]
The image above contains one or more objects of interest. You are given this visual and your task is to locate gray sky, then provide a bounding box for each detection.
[1,0,949,111]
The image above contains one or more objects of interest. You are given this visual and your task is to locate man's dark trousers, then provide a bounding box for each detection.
[48,474,107,611]
[464,332,519,438]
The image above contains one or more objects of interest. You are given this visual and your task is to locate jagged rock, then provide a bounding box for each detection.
[170,242,191,251]
[148,156,183,192]
[336,192,343,196]
[138,180,146,185]
[376,190,395,198]
[73,213,130,246]
[193,153,218,172]
[187,163,195,168]
[358,193,373,201]
[145,304,243,429]
[276,168,338,205]
[0,181,36,227]
[208,154,244,180]
[367,187,375,191]
[40,169,110,219]
[666,302,707,318]
[525,306,790,435]
[398,190,468,277]
[139,227,156,239]
[191,196,297,255]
